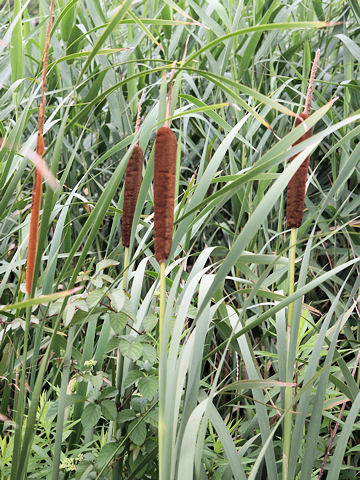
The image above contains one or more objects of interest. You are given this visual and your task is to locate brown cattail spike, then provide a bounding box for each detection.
[154,126,177,262]
[122,145,143,248]
[286,113,313,228]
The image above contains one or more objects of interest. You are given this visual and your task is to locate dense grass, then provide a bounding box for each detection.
[0,1,360,479]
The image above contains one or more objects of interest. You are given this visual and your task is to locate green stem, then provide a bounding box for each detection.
[159,261,166,480]
[51,326,75,480]
[283,227,297,480]
[123,246,129,288]
[10,306,31,480]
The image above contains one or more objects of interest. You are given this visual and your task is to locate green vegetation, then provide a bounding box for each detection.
[0,1,360,479]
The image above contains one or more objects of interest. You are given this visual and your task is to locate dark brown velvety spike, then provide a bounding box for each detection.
[286,113,313,229]
[154,126,177,262]
[122,145,143,247]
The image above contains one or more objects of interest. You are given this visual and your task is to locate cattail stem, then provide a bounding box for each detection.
[158,260,166,480]
[159,261,166,345]
[283,227,297,480]
[156,74,177,480]
[123,246,129,288]
[25,0,54,295]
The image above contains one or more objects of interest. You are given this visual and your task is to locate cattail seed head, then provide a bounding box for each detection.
[122,145,143,248]
[154,126,177,262]
[286,113,313,229]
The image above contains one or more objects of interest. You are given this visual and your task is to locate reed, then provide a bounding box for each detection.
[283,48,320,480]
[25,0,54,295]
[154,77,177,480]
[11,3,54,479]
[122,94,144,287]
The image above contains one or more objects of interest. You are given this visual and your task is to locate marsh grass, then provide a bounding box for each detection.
[0,1,360,479]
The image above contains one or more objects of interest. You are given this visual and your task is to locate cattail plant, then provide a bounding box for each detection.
[11,2,55,478]
[154,72,177,480]
[154,73,177,337]
[25,0,54,295]
[122,94,144,287]
[283,48,320,480]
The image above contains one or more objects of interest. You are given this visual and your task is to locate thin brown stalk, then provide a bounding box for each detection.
[25,0,54,294]
[164,61,176,129]
[304,48,320,115]
[134,90,145,144]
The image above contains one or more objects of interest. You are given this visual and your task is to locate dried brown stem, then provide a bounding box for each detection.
[304,48,320,115]
[164,61,176,129]
[134,90,145,144]
[25,0,54,294]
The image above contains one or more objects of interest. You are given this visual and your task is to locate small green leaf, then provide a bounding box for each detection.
[143,313,158,332]
[138,376,158,401]
[97,443,120,469]
[99,387,117,400]
[86,288,106,308]
[119,339,143,361]
[142,344,157,364]
[144,407,158,428]
[81,403,101,429]
[101,400,117,421]
[124,370,144,388]
[109,312,127,335]
[117,409,136,424]
[128,419,147,446]
[109,289,126,312]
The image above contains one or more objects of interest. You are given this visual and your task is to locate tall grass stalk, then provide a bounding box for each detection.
[283,50,320,480]
[283,226,297,479]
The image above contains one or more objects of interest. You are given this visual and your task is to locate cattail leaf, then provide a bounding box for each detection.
[10,0,23,83]
[79,0,133,76]
[60,0,77,42]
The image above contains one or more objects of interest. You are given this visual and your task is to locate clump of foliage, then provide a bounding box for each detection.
[0,1,360,479]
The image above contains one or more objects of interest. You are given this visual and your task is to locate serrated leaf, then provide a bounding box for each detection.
[119,338,143,361]
[101,400,117,421]
[86,288,106,308]
[106,336,121,352]
[108,289,126,312]
[75,461,96,480]
[144,407,158,428]
[97,442,119,469]
[142,343,157,364]
[81,403,101,429]
[138,376,158,400]
[117,409,136,424]
[124,370,144,388]
[109,311,127,335]
[88,372,106,390]
[143,313,158,332]
[128,419,147,446]
[63,302,76,327]
[99,387,117,400]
